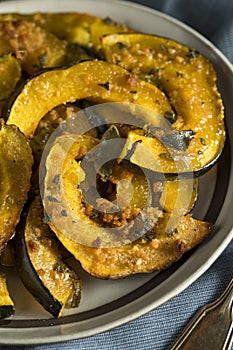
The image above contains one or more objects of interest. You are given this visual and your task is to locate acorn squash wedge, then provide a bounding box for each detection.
[0,20,66,75]
[0,120,33,252]
[119,128,198,175]
[160,178,198,215]
[51,213,212,279]
[102,33,225,175]
[0,53,21,101]
[42,132,163,248]
[0,273,14,319]
[6,60,173,139]
[0,12,131,51]
[13,195,81,318]
[41,133,212,278]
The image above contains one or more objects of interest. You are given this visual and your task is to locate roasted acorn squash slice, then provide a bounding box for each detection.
[42,133,162,248]
[0,244,14,267]
[13,195,81,318]
[51,214,212,279]
[0,120,33,252]
[42,133,212,278]
[102,33,225,174]
[0,273,14,319]
[0,12,131,50]
[0,53,22,116]
[119,128,199,174]
[0,20,66,75]
[6,60,173,139]
[160,178,198,215]
[0,53,21,101]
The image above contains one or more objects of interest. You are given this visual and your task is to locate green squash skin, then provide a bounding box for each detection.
[13,196,82,318]
[0,305,15,319]
[0,122,33,253]
[13,210,63,318]
[0,274,15,319]
[5,59,173,139]
[102,33,225,176]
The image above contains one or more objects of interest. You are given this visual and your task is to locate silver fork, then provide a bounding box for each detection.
[170,279,233,350]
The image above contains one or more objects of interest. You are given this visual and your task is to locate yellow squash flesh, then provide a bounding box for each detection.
[43,133,212,278]
[0,54,21,101]
[14,195,81,318]
[102,33,225,174]
[6,60,173,139]
[31,104,81,165]
[0,12,131,50]
[0,121,33,252]
[160,178,198,215]
[0,20,66,74]
[51,213,212,279]
[0,273,14,319]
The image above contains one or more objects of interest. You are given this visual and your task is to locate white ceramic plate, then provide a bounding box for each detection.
[0,0,233,345]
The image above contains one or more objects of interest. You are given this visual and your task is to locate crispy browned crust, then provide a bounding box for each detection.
[54,214,213,279]
[0,19,66,74]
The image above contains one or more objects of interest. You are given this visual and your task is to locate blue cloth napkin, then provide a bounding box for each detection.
[2,1,233,349]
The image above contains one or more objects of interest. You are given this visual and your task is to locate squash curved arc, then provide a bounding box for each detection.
[6,59,173,139]
[42,133,212,278]
[102,33,225,175]
[0,12,132,50]
[52,214,212,279]
[160,177,198,215]
[13,212,63,318]
[13,195,81,318]
[0,121,33,252]
[0,54,22,102]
